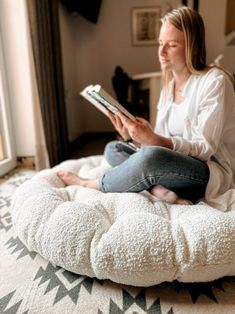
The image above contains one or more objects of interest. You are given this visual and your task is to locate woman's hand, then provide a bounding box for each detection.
[116,113,156,145]
[117,112,173,148]
[107,112,131,140]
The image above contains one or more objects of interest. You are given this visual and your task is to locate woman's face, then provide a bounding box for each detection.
[158,22,186,73]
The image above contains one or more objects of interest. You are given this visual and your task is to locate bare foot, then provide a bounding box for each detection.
[57,171,100,190]
[150,184,192,205]
[174,197,193,205]
[57,171,81,185]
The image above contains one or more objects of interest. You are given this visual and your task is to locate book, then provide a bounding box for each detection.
[117,140,139,153]
[80,84,136,121]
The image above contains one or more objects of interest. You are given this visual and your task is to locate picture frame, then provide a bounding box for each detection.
[131,6,161,46]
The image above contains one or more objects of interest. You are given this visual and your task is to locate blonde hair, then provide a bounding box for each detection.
[160,6,207,88]
[160,6,234,90]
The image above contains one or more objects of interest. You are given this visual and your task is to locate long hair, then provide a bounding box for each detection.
[160,6,234,90]
[160,6,207,88]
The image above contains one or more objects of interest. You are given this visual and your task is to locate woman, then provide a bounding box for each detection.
[58,7,235,210]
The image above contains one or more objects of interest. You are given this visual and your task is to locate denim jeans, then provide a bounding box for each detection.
[100,141,209,203]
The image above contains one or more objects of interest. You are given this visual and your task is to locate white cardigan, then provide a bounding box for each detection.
[155,68,235,211]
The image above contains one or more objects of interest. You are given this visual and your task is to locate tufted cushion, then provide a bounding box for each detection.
[11,156,235,287]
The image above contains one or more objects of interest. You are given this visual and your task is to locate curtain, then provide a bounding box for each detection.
[26,0,68,167]
[28,42,50,171]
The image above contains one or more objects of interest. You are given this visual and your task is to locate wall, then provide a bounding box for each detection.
[1,0,234,156]
[200,0,235,72]
[60,0,235,138]
[200,0,226,64]
[59,0,181,136]
[0,0,36,156]
[200,0,235,73]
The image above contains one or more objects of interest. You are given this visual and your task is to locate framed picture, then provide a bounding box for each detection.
[131,6,161,46]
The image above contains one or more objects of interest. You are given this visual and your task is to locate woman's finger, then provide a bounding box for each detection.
[117,112,136,127]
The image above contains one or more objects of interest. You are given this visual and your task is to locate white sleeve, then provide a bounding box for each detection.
[172,72,228,161]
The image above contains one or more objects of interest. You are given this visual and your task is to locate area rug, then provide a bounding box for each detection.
[1,166,235,314]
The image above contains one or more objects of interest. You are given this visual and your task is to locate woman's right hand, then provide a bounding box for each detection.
[107,112,131,140]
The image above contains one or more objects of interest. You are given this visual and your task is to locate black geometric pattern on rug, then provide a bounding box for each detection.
[5,236,37,260]
[8,172,33,187]
[99,289,174,314]
[97,276,235,314]
[164,276,235,303]
[0,198,12,232]
[0,195,12,210]
[0,290,28,314]
[34,262,96,305]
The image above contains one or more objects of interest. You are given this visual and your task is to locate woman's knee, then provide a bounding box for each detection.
[104,141,117,157]
[104,141,132,167]
[138,146,172,168]
[104,141,119,165]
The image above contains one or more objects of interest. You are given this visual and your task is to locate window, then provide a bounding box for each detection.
[0,30,16,176]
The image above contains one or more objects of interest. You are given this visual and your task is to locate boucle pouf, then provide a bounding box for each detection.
[11,155,235,287]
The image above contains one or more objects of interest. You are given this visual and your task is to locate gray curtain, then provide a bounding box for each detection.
[27,0,68,167]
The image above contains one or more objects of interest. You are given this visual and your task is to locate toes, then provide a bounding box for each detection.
[57,171,68,178]
[176,198,193,205]
[57,170,70,177]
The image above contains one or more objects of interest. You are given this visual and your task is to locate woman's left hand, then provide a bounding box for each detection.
[117,113,158,145]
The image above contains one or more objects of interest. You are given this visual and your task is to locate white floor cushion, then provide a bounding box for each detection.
[11,156,235,287]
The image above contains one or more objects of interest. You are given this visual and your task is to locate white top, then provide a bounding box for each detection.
[168,100,188,136]
[155,68,235,211]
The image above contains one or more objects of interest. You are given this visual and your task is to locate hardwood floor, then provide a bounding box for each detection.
[68,132,117,159]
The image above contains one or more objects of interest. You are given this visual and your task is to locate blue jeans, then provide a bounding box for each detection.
[99,141,209,203]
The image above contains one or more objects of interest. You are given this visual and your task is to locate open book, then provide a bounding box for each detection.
[80,84,135,121]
